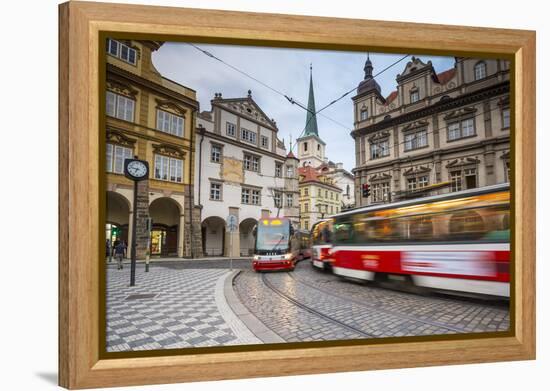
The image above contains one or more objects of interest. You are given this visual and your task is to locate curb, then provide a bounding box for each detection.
[224,271,285,344]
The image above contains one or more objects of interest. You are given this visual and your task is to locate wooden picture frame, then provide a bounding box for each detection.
[59,1,536,389]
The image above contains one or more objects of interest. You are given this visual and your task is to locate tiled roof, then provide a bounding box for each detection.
[436,68,456,85]
[385,90,398,104]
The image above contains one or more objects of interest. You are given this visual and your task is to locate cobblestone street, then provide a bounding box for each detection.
[105,258,509,351]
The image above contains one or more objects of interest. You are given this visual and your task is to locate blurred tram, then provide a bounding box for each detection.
[295,229,312,261]
[310,219,334,271]
[252,217,299,272]
[329,183,510,298]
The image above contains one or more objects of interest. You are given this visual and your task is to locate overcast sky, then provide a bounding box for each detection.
[152,43,454,172]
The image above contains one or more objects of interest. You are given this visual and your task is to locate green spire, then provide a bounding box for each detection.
[304,64,319,137]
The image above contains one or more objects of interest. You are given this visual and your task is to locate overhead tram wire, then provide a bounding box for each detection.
[187,43,409,151]
[315,54,411,115]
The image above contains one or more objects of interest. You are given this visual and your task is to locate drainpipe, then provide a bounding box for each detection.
[198,127,204,207]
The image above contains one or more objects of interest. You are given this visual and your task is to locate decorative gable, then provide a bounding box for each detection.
[152,143,186,159]
[369,172,392,182]
[402,120,429,132]
[215,94,278,130]
[155,98,187,117]
[107,79,138,98]
[106,130,136,147]
[403,165,431,177]
[444,107,477,121]
[368,130,391,142]
[397,56,434,82]
[445,157,480,168]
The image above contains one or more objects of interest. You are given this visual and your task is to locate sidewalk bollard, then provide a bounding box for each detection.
[230,258,233,271]
[145,258,149,272]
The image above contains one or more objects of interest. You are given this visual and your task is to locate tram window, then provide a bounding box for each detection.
[449,210,485,240]
[409,216,434,241]
[334,222,353,243]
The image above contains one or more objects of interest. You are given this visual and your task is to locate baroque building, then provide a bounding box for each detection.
[195,90,299,257]
[105,38,202,259]
[352,55,510,207]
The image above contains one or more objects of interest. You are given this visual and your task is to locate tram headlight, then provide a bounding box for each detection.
[284,253,293,260]
[253,255,260,261]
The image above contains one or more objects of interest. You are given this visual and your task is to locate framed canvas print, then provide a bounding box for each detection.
[58,1,536,389]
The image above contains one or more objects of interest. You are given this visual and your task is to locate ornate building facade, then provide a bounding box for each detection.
[105,39,202,259]
[352,55,510,207]
[195,91,299,256]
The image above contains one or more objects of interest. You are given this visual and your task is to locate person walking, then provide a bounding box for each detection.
[114,240,126,270]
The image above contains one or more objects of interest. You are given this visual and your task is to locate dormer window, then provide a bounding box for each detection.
[360,108,368,121]
[107,39,137,65]
[410,90,420,104]
[474,61,487,80]
[303,142,308,152]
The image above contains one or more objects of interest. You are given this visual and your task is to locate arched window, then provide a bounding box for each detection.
[474,61,487,81]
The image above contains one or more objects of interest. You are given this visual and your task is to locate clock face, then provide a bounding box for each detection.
[127,160,148,179]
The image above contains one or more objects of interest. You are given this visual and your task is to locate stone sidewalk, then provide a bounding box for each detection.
[105,263,261,352]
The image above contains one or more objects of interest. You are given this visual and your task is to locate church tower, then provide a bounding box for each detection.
[297,65,326,168]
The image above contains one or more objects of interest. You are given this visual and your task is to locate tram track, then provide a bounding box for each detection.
[285,271,494,334]
[260,273,376,338]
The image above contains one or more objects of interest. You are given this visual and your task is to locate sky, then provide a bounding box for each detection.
[152,43,454,172]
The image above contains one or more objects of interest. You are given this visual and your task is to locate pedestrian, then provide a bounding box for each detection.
[106,239,111,259]
[114,240,126,270]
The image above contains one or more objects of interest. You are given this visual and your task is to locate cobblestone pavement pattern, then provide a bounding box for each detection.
[234,260,510,342]
[106,262,257,352]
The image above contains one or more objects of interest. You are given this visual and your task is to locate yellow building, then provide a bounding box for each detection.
[298,166,342,231]
[105,39,202,258]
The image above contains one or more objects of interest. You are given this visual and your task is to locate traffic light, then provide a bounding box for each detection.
[362,183,371,198]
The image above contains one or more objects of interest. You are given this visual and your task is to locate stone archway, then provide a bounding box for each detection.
[149,197,181,257]
[201,216,226,256]
[106,191,131,256]
[239,218,257,256]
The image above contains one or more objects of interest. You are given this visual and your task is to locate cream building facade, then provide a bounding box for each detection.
[352,55,510,207]
[195,91,299,256]
[105,39,202,259]
[298,166,342,231]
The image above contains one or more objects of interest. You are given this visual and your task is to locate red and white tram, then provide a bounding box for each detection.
[329,183,510,298]
[310,219,334,271]
[252,217,299,272]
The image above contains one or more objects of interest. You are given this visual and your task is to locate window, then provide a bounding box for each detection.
[410,90,420,103]
[210,182,222,200]
[241,188,260,205]
[450,170,462,192]
[226,122,236,137]
[304,142,308,152]
[106,39,137,65]
[370,139,389,159]
[336,193,339,201]
[505,160,510,182]
[448,118,475,141]
[274,192,282,208]
[106,144,133,174]
[330,192,334,200]
[241,128,257,144]
[211,145,222,163]
[260,135,269,149]
[286,165,294,178]
[450,168,477,192]
[317,144,321,151]
[464,168,477,189]
[325,190,328,198]
[404,130,428,151]
[154,155,183,183]
[407,177,417,191]
[275,163,282,178]
[318,189,321,197]
[304,220,309,230]
[243,154,260,172]
[372,182,390,203]
[502,108,510,129]
[106,91,135,122]
[418,175,429,188]
[156,110,184,137]
[304,188,309,196]
[474,62,487,80]
[304,202,309,212]
[286,194,293,207]
[360,108,368,121]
